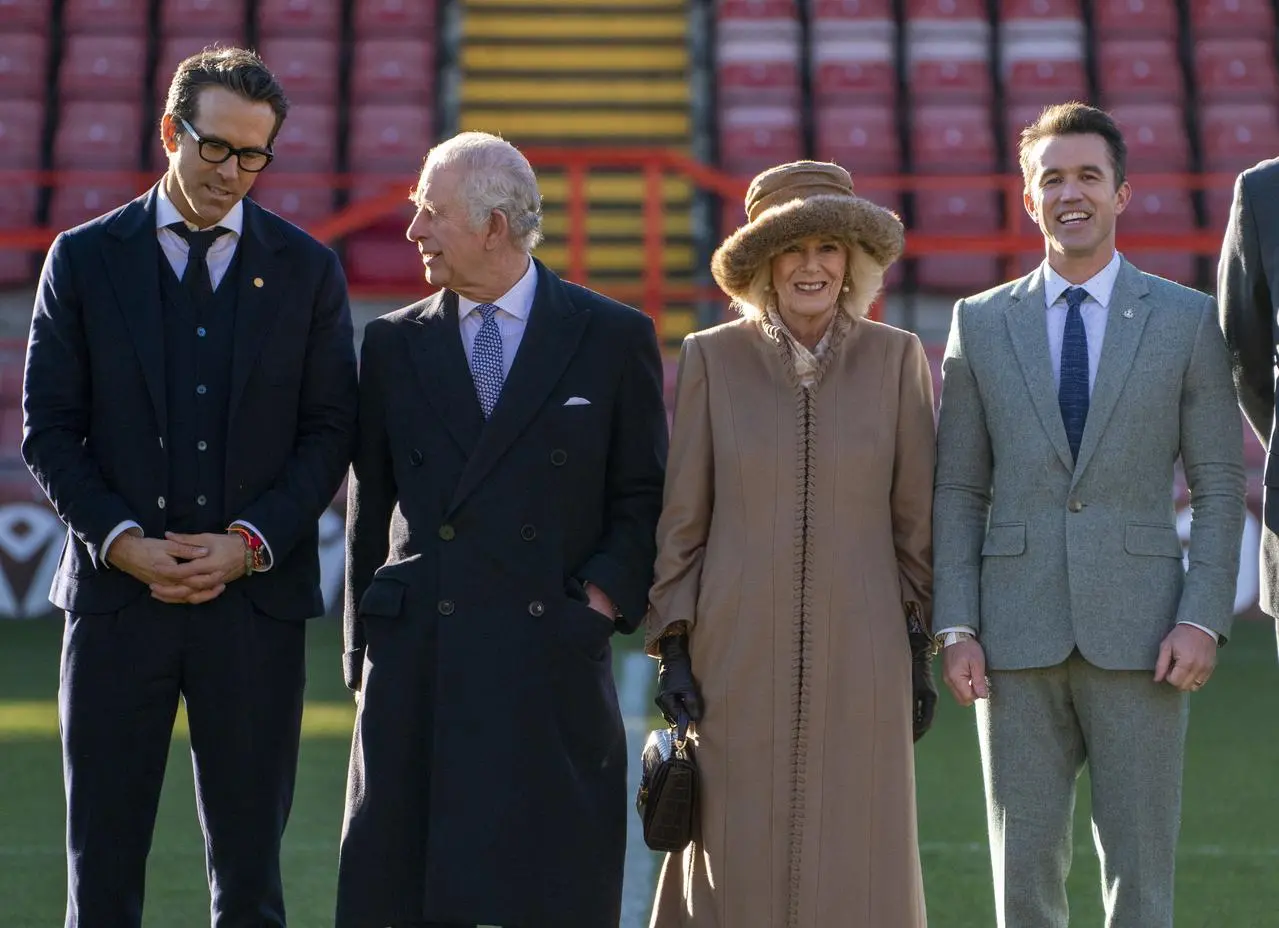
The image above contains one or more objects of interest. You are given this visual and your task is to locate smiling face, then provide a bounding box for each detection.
[161,85,275,227]
[770,236,848,328]
[405,163,498,298]
[1023,132,1131,277]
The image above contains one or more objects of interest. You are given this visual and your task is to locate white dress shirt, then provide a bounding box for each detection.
[938,251,1217,645]
[101,188,272,570]
[457,257,538,379]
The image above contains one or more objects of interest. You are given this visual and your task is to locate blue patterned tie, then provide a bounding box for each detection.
[1058,286,1090,462]
[470,303,504,419]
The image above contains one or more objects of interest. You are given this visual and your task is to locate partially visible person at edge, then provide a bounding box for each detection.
[335,131,669,928]
[21,46,358,927]
[644,160,937,928]
[934,102,1244,928]
[1218,155,1279,660]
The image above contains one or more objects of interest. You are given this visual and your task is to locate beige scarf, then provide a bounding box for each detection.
[766,307,840,388]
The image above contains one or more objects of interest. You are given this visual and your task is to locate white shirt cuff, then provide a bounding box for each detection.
[1178,621,1220,644]
[101,520,142,568]
[935,625,978,645]
[230,520,273,571]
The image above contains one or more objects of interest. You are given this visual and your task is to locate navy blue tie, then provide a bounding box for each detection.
[1058,286,1090,462]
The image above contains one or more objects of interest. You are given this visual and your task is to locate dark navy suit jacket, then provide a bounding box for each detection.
[22,185,358,619]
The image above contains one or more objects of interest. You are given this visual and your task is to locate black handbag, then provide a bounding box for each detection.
[636,711,699,853]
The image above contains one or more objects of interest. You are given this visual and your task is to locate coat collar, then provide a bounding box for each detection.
[406,259,591,515]
[1003,258,1151,481]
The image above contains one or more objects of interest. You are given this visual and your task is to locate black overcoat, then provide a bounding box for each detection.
[336,260,669,928]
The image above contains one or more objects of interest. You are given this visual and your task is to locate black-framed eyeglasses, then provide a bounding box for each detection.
[179,117,273,173]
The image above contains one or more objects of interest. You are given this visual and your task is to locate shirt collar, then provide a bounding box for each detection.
[156,182,244,238]
[1043,250,1122,310]
[458,257,537,322]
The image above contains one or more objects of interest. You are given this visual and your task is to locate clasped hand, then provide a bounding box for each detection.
[108,531,248,604]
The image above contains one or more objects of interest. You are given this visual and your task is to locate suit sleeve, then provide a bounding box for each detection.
[21,233,138,567]
[932,300,993,636]
[643,334,713,654]
[893,334,936,630]
[1217,169,1274,445]
[342,323,398,692]
[1178,297,1246,640]
[234,247,358,563]
[576,311,669,634]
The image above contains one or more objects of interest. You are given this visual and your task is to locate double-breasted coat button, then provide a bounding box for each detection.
[1067,499,1083,513]
[409,449,424,466]
[550,449,568,466]
[528,601,545,617]
[157,496,166,509]
[196,495,207,506]
[439,524,455,541]
[438,599,455,615]
[520,524,536,541]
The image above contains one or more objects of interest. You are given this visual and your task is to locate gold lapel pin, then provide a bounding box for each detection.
[253,277,264,288]
[1122,308,1134,318]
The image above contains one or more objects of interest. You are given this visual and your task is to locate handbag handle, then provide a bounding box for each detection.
[673,709,691,752]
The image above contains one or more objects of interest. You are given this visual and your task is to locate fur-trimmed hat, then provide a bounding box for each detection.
[711,161,905,318]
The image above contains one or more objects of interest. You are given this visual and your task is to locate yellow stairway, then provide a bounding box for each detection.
[459,0,696,341]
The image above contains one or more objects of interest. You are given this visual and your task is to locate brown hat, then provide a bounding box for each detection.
[711,161,905,315]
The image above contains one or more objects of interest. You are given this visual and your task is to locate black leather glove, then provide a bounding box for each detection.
[655,632,704,725]
[909,628,938,742]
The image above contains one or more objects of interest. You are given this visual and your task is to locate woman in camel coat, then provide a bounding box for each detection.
[645,161,936,928]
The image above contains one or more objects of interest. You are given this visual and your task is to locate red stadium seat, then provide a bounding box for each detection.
[718,58,802,105]
[267,103,337,171]
[1200,103,1279,172]
[0,0,53,30]
[1097,39,1183,104]
[54,101,142,169]
[1000,0,1082,17]
[0,32,47,99]
[1121,187,1194,231]
[158,0,248,35]
[155,35,246,109]
[343,229,425,289]
[1092,0,1178,37]
[0,184,36,228]
[906,0,987,18]
[1194,39,1278,103]
[249,175,334,226]
[1109,103,1190,171]
[0,99,42,169]
[908,36,993,103]
[717,0,798,19]
[49,182,140,229]
[256,38,339,104]
[812,0,893,18]
[0,182,38,283]
[1123,251,1195,283]
[58,35,147,101]
[718,105,802,175]
[351,39,436,105]
[62,0,148,33]
[348,104,433,174]
[1001,44,1087,104]
[1189,0,1274,37]
[812,36,896,101]
[1204,185,1236,232]
[814,103,901,174]
[354,0,437,36]
[912,104,996,173]
[257,0,341,38]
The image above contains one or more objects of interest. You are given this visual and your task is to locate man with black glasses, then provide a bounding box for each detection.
[21,46,357,927]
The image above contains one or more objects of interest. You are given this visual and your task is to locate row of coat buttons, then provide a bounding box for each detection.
[438,524,537,541]
[156,496,209,508]
[438,600,546,616]
[408,449,569,467]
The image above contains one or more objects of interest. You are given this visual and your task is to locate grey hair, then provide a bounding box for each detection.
[423,132,544,252]
[731,244,871,322]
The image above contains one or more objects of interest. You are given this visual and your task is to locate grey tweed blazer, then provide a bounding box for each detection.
[934,258,1245,671]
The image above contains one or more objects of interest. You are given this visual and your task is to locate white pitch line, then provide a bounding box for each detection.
[919,841,1279,858]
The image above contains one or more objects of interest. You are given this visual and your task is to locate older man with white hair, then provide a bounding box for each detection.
[335,132,669,928]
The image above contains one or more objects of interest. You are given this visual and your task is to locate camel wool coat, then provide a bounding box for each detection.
[644,313,935,928]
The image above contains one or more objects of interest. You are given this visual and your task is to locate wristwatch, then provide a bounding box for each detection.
[942,631,975,648]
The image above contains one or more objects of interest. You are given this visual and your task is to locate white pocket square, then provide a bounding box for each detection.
[563,397,592,407]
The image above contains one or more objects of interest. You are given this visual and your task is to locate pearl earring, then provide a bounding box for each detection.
[841,284,851,293]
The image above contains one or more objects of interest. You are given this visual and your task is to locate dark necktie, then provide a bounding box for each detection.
[1058,286,1090,462]
[167,222,229,303]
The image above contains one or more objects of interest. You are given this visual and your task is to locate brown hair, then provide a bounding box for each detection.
[163,46,290,145]
[1018,102,1127,190]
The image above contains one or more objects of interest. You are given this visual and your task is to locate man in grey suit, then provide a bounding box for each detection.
[934,102,1245,928]
[1218,158,1279,657]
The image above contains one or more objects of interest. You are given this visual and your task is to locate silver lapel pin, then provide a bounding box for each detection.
[1122,308,1134,318]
